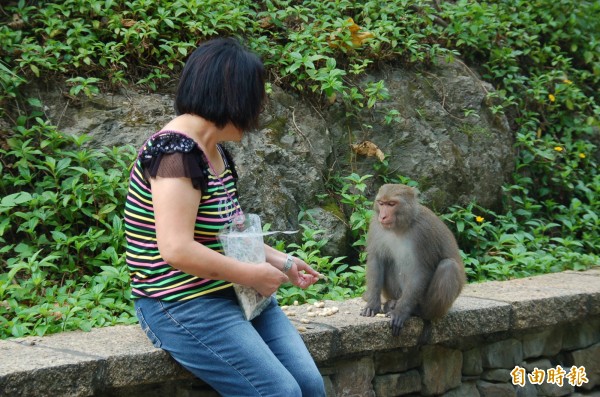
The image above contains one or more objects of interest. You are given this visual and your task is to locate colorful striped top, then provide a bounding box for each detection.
[124,131,241,300]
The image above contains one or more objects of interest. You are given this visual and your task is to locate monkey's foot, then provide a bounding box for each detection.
[388,312,409,336]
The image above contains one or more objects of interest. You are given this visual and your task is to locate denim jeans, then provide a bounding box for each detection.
[135,295,326,397]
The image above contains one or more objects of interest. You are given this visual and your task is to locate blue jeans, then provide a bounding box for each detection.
[134,295,326,397]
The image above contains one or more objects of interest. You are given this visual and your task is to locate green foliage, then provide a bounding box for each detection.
[276,173,376,305]
[441,195,598,283]
[330,173,373,262]
[66,76,101,98]
[438,0,599,180]
[0,60,25,120]
[0,0,453,117]
[433,0,600,279]
[0,116,137,338]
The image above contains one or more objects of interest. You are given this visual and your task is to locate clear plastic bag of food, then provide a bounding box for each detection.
[218,214,271,320]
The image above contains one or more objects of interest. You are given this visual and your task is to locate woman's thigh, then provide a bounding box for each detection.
[135,296,302,397]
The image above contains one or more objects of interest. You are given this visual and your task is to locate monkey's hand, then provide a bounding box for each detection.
[360,304,381,317]
[388,311,410,336]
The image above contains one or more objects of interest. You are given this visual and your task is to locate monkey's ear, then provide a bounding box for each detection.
[412,186,421,199]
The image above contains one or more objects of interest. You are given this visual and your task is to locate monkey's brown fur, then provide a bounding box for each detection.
[360,184,466,336]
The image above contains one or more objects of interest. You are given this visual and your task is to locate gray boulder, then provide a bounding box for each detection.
[33,57,514,257]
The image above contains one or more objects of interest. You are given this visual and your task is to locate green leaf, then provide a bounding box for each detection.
[1,192,33,212]
[30,64,40,77]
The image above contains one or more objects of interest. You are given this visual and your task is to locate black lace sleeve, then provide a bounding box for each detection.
[139,132,210,191]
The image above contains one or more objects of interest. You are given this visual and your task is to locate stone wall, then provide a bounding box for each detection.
[319,317,600,397]
[1,269,599,397]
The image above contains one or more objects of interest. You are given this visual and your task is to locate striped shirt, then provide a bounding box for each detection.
[124,132,240,300]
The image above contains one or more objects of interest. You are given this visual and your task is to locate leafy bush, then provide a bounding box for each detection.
[276,173,373,305]
[435,0,600,279]
[0,114,137,338]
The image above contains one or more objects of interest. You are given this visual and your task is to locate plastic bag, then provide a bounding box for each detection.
[218,214,271,320]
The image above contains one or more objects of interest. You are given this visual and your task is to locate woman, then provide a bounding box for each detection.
[124,37,326,396]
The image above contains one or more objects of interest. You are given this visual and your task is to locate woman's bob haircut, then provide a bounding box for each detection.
[174,37,266,131]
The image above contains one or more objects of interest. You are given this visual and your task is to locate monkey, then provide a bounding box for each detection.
[360,184,466,337]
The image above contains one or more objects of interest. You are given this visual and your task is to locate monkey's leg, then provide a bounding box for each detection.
[382,299,397,313]
[420,258,464,320]
[388,274,427,336]
[360,256,385,317]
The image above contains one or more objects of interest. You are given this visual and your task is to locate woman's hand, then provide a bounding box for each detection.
[250,262,290,296]
[287,257,323,289]
[262,245,324,290]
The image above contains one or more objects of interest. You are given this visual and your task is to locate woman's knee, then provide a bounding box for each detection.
[296,370,326,397]
[259,368,324,397]
[277,381,302,397]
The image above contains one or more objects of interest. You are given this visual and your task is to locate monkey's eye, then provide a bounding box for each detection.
[377,200,397,207]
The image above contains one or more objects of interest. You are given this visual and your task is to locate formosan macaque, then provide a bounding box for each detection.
[360,184,466,336]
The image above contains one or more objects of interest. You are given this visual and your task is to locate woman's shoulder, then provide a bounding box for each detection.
[141,131,199,158]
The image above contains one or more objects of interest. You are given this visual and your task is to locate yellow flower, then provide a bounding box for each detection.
[579,153,586,159]
[563,79,573,84]
[548,94,556,102]
[554,146,563,152]
[475,216,485,223]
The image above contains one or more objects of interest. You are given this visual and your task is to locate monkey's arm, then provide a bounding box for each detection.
[360,254,385,317]
[388,272,428,336]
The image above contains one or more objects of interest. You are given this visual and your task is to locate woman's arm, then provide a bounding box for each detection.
[151,176,288,296]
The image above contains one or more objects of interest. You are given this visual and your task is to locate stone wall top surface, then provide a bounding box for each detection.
[1,268,599,396]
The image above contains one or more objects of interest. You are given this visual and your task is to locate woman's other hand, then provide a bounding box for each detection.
[251,262,289,296]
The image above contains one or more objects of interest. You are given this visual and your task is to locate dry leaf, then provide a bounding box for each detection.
[327,92,337,104]
[121,19,136,28]
[259,16,273,29]
[8,14,25,30]
[328,18,374,49]
[351,140,385,161]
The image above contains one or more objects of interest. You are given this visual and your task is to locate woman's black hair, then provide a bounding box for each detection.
[174,37,265,131]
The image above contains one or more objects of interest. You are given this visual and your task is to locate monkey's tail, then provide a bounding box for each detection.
[421,258,465,319]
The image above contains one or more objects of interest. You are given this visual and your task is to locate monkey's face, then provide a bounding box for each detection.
[376,200,399,228]
[374,184,418,230]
